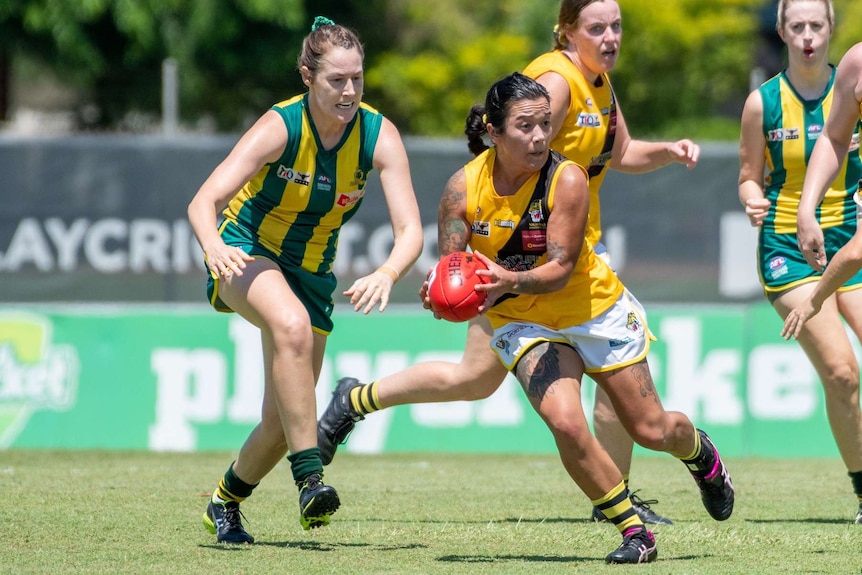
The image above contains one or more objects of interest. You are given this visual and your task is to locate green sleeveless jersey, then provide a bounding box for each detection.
[222,94,382,275]
[760,69,862,235]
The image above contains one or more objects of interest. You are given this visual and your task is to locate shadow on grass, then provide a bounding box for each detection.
[341,516,595,525]
[235,541,429,552]
[437,553,705,565]
[438,553,598,564]
[500,516,593,524]
[745,518,850,525]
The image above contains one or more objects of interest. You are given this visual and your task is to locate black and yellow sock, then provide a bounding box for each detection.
[680,427,714,475]
[622,475,630,494]
[288,447,324,484]
[849,470,862,505]
[349,381,382,415]
[212,461,258,504]
[591,480,644,534]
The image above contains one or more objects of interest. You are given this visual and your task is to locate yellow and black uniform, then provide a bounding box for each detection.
[207,94,383,333]
[464,148,622,330]
[523,50,617,248]
[757,68,862,300]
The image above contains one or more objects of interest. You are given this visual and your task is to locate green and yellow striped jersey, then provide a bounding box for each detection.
[760,69,861,234]
[223,94,382,275]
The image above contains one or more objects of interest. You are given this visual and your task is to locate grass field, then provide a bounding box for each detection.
[3,451,859,574]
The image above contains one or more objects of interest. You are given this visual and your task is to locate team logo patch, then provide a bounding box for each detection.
[625,312,642,333]
[850,133,861,152]
[494,338,510,354]
[529,200,544,223]
[350,167,368,190]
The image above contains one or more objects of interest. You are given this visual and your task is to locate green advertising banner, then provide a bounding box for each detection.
[0,304,843,457]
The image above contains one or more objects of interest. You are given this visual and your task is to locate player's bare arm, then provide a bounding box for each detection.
[437,168,470,255]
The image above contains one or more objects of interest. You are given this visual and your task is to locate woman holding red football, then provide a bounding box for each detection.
[319,0,698,526]
[408,71,733,564]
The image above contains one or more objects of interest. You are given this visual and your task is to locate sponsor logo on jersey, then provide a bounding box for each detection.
[768,256,786,270]
[609,337,634,349]
[850,133,861,152]
[768,256,789,280]
[767,128,800,141]
[317,173,332,191]
[576,112,602,128]
[494,219,515,229]
[336,189,365,207]
[521,230,546,252]
[808,124,822,140]
[473,221,491,237]
[276,165,312,186]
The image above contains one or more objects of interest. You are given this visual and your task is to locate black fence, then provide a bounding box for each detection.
[0,135,756,305]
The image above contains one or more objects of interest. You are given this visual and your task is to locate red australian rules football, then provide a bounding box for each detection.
[427,251,489,322]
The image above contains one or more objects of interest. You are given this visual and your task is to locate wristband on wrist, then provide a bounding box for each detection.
[377,264,400,282]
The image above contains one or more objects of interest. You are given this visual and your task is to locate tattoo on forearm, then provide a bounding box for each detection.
[516,343,561,401]
[515,271,539,292]
[546,240,566,263]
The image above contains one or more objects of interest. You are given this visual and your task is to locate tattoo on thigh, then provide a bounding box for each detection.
[516,344,561,401]
[631,360,659,403]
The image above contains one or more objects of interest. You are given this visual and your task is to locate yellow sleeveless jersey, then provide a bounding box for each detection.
[222,94,382,274]
[523,50,617,248]
[465,149,623,330]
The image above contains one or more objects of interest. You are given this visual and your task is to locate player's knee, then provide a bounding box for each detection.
[542,409,591,443]
[592,400,620,427]
[821,363,860,399]
[268,311,314,353]
[628,421,670,452]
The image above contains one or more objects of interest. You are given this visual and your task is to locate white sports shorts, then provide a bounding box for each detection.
[490,290,654,374]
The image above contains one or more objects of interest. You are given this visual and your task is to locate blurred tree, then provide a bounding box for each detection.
[362,0,541,136]
[610,0,763,137]
[831,0,862,63]
[8,0,857,138]
[0,0,307,130]
[365,0,766,139]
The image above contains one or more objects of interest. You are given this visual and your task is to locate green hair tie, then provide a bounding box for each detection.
[312,16,335,31]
